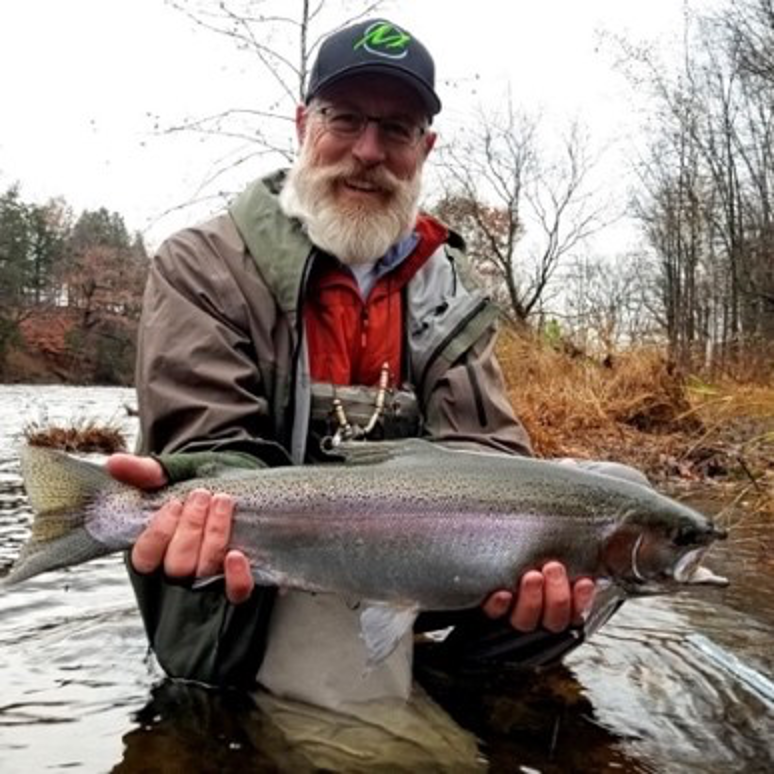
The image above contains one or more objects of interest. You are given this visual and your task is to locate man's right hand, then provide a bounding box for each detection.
[106,454,254,604]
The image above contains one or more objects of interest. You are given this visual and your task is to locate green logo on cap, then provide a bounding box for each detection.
[354,22,411,59]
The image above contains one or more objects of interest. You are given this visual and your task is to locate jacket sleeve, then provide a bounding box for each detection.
[129,223,287,689]
[135,220,289,462]
[422,326,533,457]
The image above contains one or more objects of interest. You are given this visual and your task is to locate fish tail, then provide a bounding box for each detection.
[2,446,117,586]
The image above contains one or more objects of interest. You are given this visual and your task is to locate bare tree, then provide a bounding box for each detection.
[725,0,774,83]
[562,252,658,356]
[433,100,604,326]
[611,0,774,372]
[156,0,391,213]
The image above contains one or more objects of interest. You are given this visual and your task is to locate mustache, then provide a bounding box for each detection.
[315,160,402,194]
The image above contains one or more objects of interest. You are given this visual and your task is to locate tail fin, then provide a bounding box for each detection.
[2,447,116,586]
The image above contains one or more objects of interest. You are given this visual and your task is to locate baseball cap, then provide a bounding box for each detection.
[305,19,442,116]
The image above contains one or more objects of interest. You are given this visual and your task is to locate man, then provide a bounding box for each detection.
[107,19,597,698]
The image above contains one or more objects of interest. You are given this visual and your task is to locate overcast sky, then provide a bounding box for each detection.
[0,0,693,249]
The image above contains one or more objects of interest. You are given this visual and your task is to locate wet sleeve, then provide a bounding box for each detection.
[423,329,533,457]
[127,450,276,689]
[128,562,276,688]
[128,230,286,688]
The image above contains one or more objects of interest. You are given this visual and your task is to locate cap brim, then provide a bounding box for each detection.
[307,63,441,116]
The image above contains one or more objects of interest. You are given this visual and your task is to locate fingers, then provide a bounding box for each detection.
[482,590,512,618]
[224,551,254,604]
[131,497,183,574]
[571,577,596,626]
[130,489,253,603]
[107,453,167,490]
[541,562,573,633]
[196,494,234,577]
[511,570,546,631]
[164,489,212,577]
[483,562,596,634]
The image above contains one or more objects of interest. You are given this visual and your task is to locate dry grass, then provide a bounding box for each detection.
[24,419,128,455]
[498,332,698,458]
[497,330,773,518]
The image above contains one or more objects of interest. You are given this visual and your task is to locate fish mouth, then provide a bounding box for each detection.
[673,548,729,587]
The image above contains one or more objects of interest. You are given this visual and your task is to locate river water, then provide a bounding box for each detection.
[0,384,772,773]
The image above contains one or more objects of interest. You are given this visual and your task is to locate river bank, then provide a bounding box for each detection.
[497,335,774,521]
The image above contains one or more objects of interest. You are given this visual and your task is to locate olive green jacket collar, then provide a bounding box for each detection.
[229,170,312,316]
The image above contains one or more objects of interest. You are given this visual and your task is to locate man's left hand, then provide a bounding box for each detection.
[483,562,595,633]
[107,453,254,605]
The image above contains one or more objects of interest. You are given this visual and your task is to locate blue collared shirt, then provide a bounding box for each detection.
[347,231,420,299]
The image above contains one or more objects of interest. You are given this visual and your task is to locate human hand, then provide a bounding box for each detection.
[106,454,254,604]
[482,561,595,633]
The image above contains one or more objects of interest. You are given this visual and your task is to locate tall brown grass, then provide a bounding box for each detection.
[498,332,698,456]
[497,329,773,517]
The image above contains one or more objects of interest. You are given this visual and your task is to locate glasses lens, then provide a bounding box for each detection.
[320,107,422,147]
[379,119,417,145]
[324,109,365,137]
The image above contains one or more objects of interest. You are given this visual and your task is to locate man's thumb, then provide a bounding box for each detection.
[106,453,167,490]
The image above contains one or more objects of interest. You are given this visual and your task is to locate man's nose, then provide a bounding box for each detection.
[351,121,387,165]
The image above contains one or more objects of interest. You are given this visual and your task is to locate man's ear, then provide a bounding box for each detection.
[295,104,308,144]
[422,130,437,159]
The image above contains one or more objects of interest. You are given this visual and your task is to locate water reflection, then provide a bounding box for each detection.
[417,663,654,773]
[0,385,772,772]
[572,598,774,771]
[115,682,485,773]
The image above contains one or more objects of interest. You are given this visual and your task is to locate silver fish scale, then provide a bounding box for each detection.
[209,459,627,608]
[87,487,153,548]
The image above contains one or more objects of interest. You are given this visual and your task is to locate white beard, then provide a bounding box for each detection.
[279,136,423,266]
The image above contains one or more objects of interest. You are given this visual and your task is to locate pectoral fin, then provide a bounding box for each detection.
[359,603,419,666]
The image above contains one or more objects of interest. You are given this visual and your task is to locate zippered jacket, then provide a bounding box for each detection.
[128,170,532,687]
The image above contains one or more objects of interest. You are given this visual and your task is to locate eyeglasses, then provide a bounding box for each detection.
[315,105,427,148]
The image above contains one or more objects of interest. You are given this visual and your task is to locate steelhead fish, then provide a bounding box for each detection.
[4,440,728,663]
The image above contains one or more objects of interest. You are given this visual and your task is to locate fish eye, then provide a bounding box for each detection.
[673,525,698,546]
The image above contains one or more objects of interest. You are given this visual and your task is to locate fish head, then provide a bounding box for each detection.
[603,501,729,595]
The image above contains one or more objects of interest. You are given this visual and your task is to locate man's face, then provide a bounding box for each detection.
[279,74,437,265]
[299,73,435,199]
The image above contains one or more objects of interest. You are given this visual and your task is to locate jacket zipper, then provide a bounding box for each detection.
[287,249,317,459]
[418,296,491,390]
[360,308,369,349]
